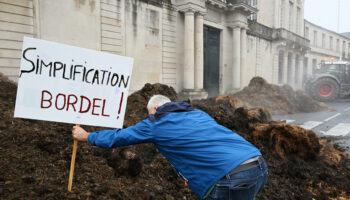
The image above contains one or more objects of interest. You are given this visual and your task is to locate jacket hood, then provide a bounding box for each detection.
[147,102,192,122]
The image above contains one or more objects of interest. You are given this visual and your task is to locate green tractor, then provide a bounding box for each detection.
[304,61,350,101]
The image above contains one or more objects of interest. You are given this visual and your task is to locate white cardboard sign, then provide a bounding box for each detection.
[14,37,133,128]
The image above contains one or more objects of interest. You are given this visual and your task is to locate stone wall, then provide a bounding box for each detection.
[39,0,101,50]
[0,0,178,93]
[124,1,162,92]
[0,0,35,81]
[246,34,274,86]
[161,6,177,90]
[100,0,124,55]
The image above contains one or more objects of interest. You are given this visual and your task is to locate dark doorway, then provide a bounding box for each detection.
[204,26,220,97]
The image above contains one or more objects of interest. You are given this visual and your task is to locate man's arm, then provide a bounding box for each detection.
[72,120,153,148]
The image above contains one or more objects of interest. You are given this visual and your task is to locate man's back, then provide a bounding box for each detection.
[147,103,262,198]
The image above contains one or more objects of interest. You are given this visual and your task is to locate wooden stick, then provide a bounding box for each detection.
[68,124,79,192]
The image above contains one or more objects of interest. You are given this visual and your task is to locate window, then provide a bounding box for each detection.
[305,27,309,39]
[348,43,350,58]
[329,36,333,50]
[343,41,346,58]
[280,0,285,28]
[319,64,345,74]
[247,0,257,21]
[336,39,340,52]
[248,0,257,6]
[289,2,294,31]
[313,31,317,46]
[322,33,326,48]
[296,7,301,34]
[346,65,350,78]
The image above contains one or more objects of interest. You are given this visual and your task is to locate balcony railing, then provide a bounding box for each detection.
[210,0,228,4]
[272,28,310,48]
[227,0,248,4]
[247,21,273,41]
[248,22,310,49]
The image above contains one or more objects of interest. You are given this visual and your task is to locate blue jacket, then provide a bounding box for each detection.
[88,102,262,199]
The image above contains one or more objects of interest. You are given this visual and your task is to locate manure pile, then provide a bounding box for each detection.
[232,77,331,115]
[0,74,349,200]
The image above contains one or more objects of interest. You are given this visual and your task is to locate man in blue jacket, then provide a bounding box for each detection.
[72,95,268,200]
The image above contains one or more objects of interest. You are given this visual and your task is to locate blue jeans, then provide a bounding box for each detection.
[206,160,268,200]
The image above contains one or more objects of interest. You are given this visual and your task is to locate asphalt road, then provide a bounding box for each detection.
[273,98,350,156]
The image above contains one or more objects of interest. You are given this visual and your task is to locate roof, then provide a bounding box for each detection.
[305,20,350,41]
[341,32,350,39]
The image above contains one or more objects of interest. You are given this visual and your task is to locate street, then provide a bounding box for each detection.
[273,98,350,156]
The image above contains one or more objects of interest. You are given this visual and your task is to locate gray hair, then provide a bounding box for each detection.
[147,95,171,110]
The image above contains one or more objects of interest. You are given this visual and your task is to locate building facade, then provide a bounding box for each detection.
[0,0,350,99]
[305,20,350,75]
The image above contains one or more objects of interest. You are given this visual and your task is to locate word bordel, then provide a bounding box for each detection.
[41,90,111,117]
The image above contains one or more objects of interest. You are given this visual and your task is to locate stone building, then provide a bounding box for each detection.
[0,0,349,99]
[305,20,350,74]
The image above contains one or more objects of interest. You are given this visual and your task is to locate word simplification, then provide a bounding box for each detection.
[20,47,130,88]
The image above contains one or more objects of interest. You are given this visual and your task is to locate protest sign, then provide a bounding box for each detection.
[14,37,134,128]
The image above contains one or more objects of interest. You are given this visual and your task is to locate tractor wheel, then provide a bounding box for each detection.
[310,78,339,102]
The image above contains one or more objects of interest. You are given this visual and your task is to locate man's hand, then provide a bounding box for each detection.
[72,126,89,142]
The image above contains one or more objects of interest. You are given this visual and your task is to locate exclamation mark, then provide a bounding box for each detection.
[117,92,124,119]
